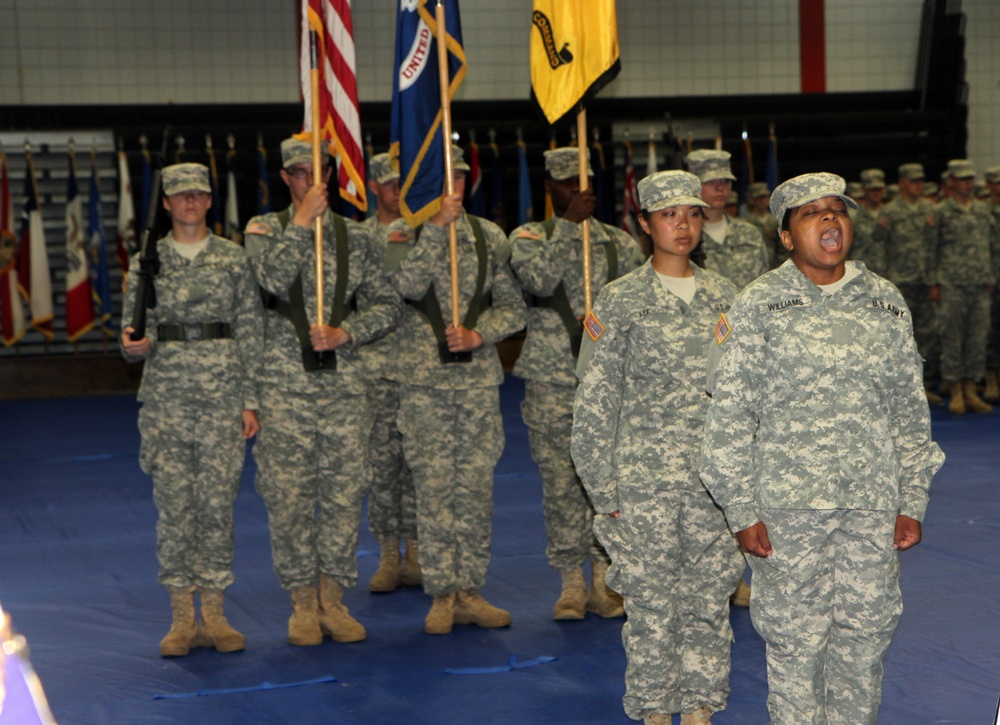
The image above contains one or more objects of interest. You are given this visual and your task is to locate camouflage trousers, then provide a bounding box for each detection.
[397,384,504,596]
[366,377,417,541]
[521,380,607,571]
[139,397,246,590]
[749,508,901,725]
[594,487,743,720]
[897,283,940,379]
[253,381,372,590]
[938,285,991,382]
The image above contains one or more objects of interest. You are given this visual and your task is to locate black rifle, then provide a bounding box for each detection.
[129,134,169,341]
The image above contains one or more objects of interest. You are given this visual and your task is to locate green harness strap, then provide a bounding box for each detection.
[406,217,490,363]
[261,209,351,370]
[531,218,619,356]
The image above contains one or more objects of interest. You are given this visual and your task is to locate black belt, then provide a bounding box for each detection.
[157,322,232,342]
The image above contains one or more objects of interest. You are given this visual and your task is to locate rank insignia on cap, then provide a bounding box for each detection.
[583,311,604,341]
[388,230,411,243]
[714,313,732,345]
[244,221,271,236]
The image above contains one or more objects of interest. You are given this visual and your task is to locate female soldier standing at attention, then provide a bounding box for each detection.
[572,170,744,725]
[121,163,263,657]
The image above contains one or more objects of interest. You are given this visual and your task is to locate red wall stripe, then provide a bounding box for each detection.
[799,0,826,93]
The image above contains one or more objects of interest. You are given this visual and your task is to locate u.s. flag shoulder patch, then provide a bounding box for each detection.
[714,313,732,345]
[387,230,411,243]
[244,221,271,236]
[583,311,604,341]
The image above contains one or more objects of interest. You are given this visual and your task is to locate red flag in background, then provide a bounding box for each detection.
[116,149,136,271]
[18,152,54,340]
[1,152,26,346]
[620,139,640,239]
[299,0,366,212]
[64,150,96,342]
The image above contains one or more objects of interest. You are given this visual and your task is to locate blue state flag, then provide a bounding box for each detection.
[390,0,467,226]
[88,162,113,334]
[516,139,533,226]
[765,129,780,191]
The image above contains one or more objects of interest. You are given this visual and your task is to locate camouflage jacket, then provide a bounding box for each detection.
[700,260,944,532]
[697,215,771,291]
[571,261,737,514]
[509,216,643,386]
[929,198,997,287]
[849,205,887,275]
[243,206,401,392]
[388,213,527,389]
[121,232,263,410]
[874,196,936,285]
[742,210,781,266]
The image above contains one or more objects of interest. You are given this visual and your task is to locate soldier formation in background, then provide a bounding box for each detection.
[119,135,988,725]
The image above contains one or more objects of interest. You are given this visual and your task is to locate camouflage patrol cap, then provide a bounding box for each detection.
[769,172,858,227]
[947,159,975,179]
[638,170,710,212]
[860,168,886,189]
[450,144,470,173]
[281,137,330,169]
[975,181,989,199]
[162,163,211,195]
[846,181,863,199]
[544,147,593,180]
[727,191,739,205]
[923,181,939,196]
[898,163,925,181]
[685,149,737,183]
[984,166,1000,184]
[369,152,399,184]
[747,181,771,199]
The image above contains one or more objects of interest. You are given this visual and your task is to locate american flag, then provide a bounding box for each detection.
[299,0,366,212]
[621,139,640,238]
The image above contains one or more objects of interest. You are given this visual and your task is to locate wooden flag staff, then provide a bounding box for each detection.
[435,0,461,328]
[577,109,593,315]
[309,30,325,326]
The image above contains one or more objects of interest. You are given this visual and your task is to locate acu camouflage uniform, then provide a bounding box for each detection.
[929,196,997,383]
[849,204,887,276]
[697,215,770,291]
[700,259,944,725]
[357,214,418,544]
[742,209,782,267]
[875,192,940,379]
[389,213,526,596]
[509,214,643,574]
[572,262,744,721]
[244,207,400,590]
[122,232,263,590]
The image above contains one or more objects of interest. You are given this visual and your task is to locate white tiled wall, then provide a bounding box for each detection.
[1,1,997,169]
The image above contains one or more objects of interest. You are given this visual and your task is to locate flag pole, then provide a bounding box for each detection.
[435,0,460,327]
[309,29,325,326]
[577,109,593,315]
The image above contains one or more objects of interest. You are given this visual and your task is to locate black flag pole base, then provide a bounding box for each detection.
[302,347,337,372]
[438,342,472,364]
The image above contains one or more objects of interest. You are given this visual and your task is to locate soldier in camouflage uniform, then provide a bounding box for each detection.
[389,146,526,635]
[357,152,422,593]
[741,181,781,267]
[509,147,643,621]
[983,165,1000,402]
[849,168,887,275]
[929,159,997,414]
[572,171,744,725]
[243,138,400,646]
[874,162,942,402]
[700,173,945,725]
[686,149,770,291]
[121,163,263,657]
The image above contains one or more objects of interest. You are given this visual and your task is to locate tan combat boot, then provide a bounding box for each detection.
[318,574,366,642]
[730,579,751,608]
[424,592,456,635]
[643,714,669,725]
[453,590,512,628]
[964,379,993,414]
[587,559,625,618]
[288,585,323,646]
[196,588,246,653]
[552,567,588,620]
[984,371,1000,402]
[369,538,401,593]
[948,380,966,414]
[680,706,713,724]
[399,538,422,587]
[160,586,199,657]
[925,385,943,405]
